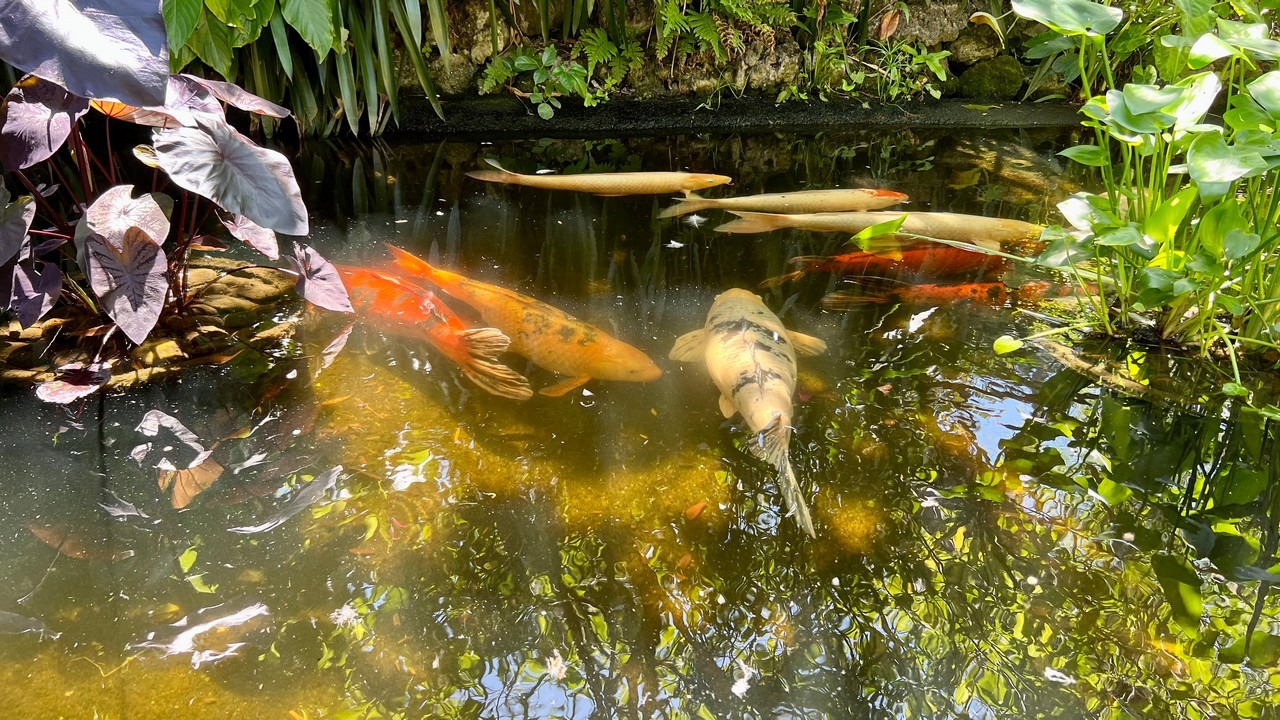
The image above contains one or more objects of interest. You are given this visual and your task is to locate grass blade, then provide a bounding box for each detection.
[268,12,294,79]
[373,0,400,124]
[425,0,452,69]
[333,44,362,134]
[390,0,444,119]
[351,7,382,131]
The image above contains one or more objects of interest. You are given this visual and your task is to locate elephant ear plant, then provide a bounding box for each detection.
[0,1,351,401]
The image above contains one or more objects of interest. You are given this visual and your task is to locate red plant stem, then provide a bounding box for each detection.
[103,118,116,186]
[68,125,95,198]
[12,171,70,233]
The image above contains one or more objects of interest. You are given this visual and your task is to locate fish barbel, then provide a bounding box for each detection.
[466,158,732,197]
[339,265,532,400]
[715,210,1042,247]
[670,288,827,537]
[660,188,908,218]
[388,246,663,397]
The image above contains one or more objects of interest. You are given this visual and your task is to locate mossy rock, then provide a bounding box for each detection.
[958,56,1025,101]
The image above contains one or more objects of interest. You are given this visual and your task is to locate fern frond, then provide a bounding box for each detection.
[689,11,727,61]
[580,27,619,76]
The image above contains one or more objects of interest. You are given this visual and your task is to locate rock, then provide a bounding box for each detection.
[948,24,1003,67]
[449,0,510,65]
[739,30,802,92]
[626,0,655,36]
[427,53,478,97]
[958,55,1025,100]
[896,0,974,46]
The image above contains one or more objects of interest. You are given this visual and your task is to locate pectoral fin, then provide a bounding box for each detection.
[787,330,828,356]
[669,329,707,362]
[539,375,591,397]
[718,393,736,419]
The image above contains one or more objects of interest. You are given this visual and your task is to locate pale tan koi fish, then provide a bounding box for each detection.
[389,245,662,397]
[715,210,1042,247]
[659,188,908,218]
[466,159,732,197]
[669,288,827,537]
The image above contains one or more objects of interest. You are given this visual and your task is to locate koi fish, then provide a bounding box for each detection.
[820,279,1081,310]
[669,289,827,537]
[659,188,908,218]
[387,246,663,397]
[467,158,732,197]
[339,265,533,400]
[760,245,1007,288]
[715,210,1042,247]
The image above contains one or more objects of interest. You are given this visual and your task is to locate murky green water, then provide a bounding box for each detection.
[2,129,1279,719]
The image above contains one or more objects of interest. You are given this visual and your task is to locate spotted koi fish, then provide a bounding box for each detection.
[388,246,662,397]
[659,187,908,218]
[466,159,732,197]
[670,289,827,537]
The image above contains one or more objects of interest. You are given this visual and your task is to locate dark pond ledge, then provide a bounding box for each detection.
[393,94,1085,139]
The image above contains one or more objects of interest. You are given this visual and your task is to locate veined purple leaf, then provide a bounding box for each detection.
[80,185,172,247]
[220,213,278,259]
[153,113,309,235]
[0,0,169,108]
[36,361,111,403]
[286,244,352,313]
[0,76,90,172]
[0,187,35,266]
[86,227,168,344]
[179,74,290,118]
[8,259,62,327]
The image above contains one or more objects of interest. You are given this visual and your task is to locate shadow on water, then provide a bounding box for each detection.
[2,129,1280,718]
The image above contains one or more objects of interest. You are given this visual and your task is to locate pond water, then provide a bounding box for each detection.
[1,128,1277,719]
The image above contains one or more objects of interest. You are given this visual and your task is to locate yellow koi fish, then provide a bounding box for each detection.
[670,289,827,537]
[659,188,908,218]
[466,159,732,197]
[715,210,1042,247]
[389,246,663,397]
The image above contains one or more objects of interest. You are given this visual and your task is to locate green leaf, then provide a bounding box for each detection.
[163,0,203,49]
[206,0,255,25]
[1011,0,1123,37]
[187,574,218,593]
[1174,0,1213,38]
[537,102,554,120]
[425,0,451,67]
[513,54,539,71]
[1188,33,1242,69]
[1095,477,1132,505]
[1025,31,1077,59]
[283,0,336,60]
[1143,185,1198,244]
[994,335,1024,354]
[1121,83,1184,115]
[541,46,557,66]
[1187,133,1269,184]
[1059,144,1108,166]
[850,214,909,249]
[1223,229,1262,261]
[268,13,295,79]
[1223,381,1250,397]
[1247,71,1280,117]
[1104,89,1174,134]
[389,0,442,119]
[1152,553,1203,633]
[178,546,198,573]
[1095,225,1143,246]
[334,43,361,134]
[189,10,235,78]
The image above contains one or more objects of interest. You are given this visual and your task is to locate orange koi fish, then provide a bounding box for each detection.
[387,246,663,397]
[339,265,533,400]
[761,245,1007,288]
[467,159,731,197]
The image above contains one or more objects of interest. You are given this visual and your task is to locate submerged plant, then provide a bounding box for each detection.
[0,2,350,400]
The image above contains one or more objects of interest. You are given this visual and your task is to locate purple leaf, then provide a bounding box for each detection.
[0,188,36,266]
[179,74,290,118]
[220,213,278,260]
[8,259,62,327]
[320,322,355,371]
[0,0,169,108]
[0,76,90,172]
[153,113,309,235]
[78,184,172,246]
[287,244,353,313]
[36,361,111,403]
[86,227,168,344]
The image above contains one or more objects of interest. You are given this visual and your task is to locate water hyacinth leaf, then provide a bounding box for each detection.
[0,190,35,266]
[163,0,203,49]
[1010,0,1122,37]
[1095,225,1144,247]
[86,228,168,345]
[0,0,168,108]
[993,335,1023,354]
[287,244,353,313]
[8,260,62,327]
[36,361,111,404]
[1248,71,1280,117]
[228,466,342,533]
[1152,553,1204,632]
[1174,0,1213,38]
[153,113,309,235]
[282,0,336,59]
[82,185,173,246]
[220,213,278,259]
[1144,185,1198,244]
[1104,89,1173,134]
[1188,33,1244,69]
[179,74,290,118]
[1057,192,1118,232]
[1223,229,1262,261]
[1058,144,1108,167]
[1165,72,1221,132]
[1187,133,1268,184]
[0,76,91,172]
[1024,31,1076,59]
[1121,84,1184,116]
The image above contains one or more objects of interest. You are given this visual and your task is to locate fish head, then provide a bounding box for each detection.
[870,188,910,204]
[598,341,663,382]
[687,173,733,191]
[713,287,762,306]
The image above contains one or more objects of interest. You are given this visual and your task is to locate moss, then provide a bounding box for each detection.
[957,55,1025,101]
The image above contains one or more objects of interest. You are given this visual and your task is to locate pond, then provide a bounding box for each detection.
[1,127,1277,719]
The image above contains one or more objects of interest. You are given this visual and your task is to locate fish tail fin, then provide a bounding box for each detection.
[820,289,883,311]
[465,158,521,184]
[757,270,805,289]
[714,211,785,234]
[453,327,534,400]
[758,256,824,289]
[658,194,709,218]
[386,244,438,282]
[752,417,815,537]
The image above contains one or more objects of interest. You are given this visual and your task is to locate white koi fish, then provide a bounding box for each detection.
[670,289,827,536]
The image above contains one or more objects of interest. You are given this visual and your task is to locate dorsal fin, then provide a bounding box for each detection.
[668,329,707,362]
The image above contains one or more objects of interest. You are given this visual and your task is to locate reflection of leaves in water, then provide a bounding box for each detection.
[158,457,225,510]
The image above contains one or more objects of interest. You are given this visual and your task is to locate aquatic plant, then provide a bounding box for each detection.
[1005,0,1280,392]
[0,2,350,399]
